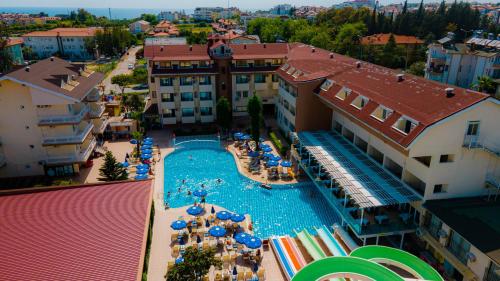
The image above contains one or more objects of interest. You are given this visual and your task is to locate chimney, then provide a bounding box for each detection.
[50,56,54,61]
[71,74,75,80]
[25,66,30,72]
[263,43,266,48]
[329,53,334,59]
[160,46,164,52]
[445,87,455,97]
[397,73,404,82]
[244,44,247,49]
[189,45,192,51]
[356,61,361,68]
[311,47,316,53]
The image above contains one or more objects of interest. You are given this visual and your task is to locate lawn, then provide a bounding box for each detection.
[177,23,213,34]
[87,60,118,76]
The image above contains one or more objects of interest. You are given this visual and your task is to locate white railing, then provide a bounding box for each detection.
[44,138,96,165]
[89,103,105,118]
[42,123,93,145]
[93,119,109,134]
[38,105,89,125]
[463,135,499,156]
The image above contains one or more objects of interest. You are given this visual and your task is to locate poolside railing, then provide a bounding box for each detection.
[172,134,221,148]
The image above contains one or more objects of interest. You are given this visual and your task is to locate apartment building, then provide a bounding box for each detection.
[0,57,107,177]
[22,28,98,60]
[144,42,287,126]
[193,7,224,21]
[5,37,24,65]
[129,20,150,34]
[425,33,500,96]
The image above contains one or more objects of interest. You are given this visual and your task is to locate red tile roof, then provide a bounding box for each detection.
[5,37,23,47]
[231,43,289,60]
[278,43,489,147]
[0,180,152,281]
[361,33,424,45]
[23,27,99,37]
[144,44,211,61]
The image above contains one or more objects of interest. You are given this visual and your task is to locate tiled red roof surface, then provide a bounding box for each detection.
[0,180,152,281]
[278,43,489,147]
[231,43,289,59]
[361,33,424,45]
[6,37,23,47]
[23,27,98,37]
[145,44,211,61]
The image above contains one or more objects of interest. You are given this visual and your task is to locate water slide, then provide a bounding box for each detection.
[350,245,444,281]
[291,256,406,281]
[294,229,327,261]
[278,236,307,273]
[315,225,348,257]
[332,223,358,252]
[271,237,295,280]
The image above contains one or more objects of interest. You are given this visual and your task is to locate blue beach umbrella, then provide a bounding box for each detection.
[136,163,148,169]
[233,266,238,276]
[209,226,226,237]
[136,168,149,174]
[281,161,292,167]
[259,137,265,142]
[267,160,279,167]
[141,149,153,154]
[197,235,202,243]
[235,232,251,244]
[141,154,152,159]
[270,155,282,161]
[230,213,245,223]
[262,147,272,153]
[234,132,243,139]
[187,205,203,216]
[216,211,232,220]
[253,263,259,272]
[170,220,187,230]
[129,139,138,144]
[248,151,259,158]
[260,143,270,149]
[144,137,153,141]
[175,257,184,264]
[135,174,148,180]
[262,152,273,159]
[244,236,262,249]
[241,134,251,140]
[143,139,153,144]
[193,189,208,197]
[120,161,129,167]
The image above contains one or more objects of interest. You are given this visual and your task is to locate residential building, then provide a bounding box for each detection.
[129,20,150,34]
[193,7,224,21]
[270,4,293,16]
[425,32,500,96]
[361,33,424,47]
[22,28,98,60]
[4,37,24,65]
[294,6,328,20]
[208,31,260,45]
[147,20,179,38]
[333,0,376,9]
[0,57,107,178]
[143,41,287,125]
[158,11,183,22]
[0,13,61,25]
[420,197,500,281]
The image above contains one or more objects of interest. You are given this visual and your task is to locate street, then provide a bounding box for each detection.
[101,45,142,94]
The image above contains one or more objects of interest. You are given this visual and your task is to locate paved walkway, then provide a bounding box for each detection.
[102,46,142,94]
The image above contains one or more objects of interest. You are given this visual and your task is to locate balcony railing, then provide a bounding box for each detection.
[38,105,89,125]
[89,103,105,118]
[44,138,96,165]
[93,119,109,134]
[463,135,499,157]
[42,123,93,145]
[86,88,101,102]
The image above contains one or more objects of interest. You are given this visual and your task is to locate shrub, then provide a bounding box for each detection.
[270,131,289,156]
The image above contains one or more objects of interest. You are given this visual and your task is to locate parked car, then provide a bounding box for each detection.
[128,64,134,69]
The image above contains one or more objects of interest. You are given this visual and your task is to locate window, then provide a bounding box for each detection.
[414,156,432,167]
[152,91,157,98]
[425,215,443,240]
[180,77,193,86]
[235,106,247,112]
[336,88,350,100]
[466,121,480,136]
[289,105,296,116]
[181,92,194,101]
[371,105,393,121]
[292,70,303,78]
[198,61,210,68]
[179,61,192,69]
[199,92,212,101]
[254,74,266,83]
[433,184,448,193]
[320,79,333,91]
[163,109,175,118]
[157,61,172,69]
[161,93,175,102]
[280,63,289,71]
[286,66,296,75]
[200,107,213,116]
[272,74,279,82]
[181,108,194,117]
[254,60,265,67]
[439,154,454,163]
[236,75,249,84]
[272,59,283,65]
[199,76,211,85]
[235,91,249,101]
[393,116,418,134]
[351,95,369,109]
[235,60,249,67]
[447,231,471,264]
[160,78,173,86]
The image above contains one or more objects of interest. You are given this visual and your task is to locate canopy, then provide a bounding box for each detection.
[186,205,203,216]
[267,160,279,167]
[230,213,245,223]
[216,211,232,220]
[143,139,153,144]
[205,219,210,228]
[234,132,243,139]
[141,154,152,159]
[235,232,251,244]
[244,236,262,249]
[260,143,270,149]
[135,174,148,180]
[262,147,272,153]
[141,149,152,154]
[136,163,149,169]
[281,161,292,167]
[263,152,273,158]
[129,139,138,144]
[136,168,149,174]
[170,220,187,230]
[175,257,184,264]
[141,144,152,150]
[241,135,251,140]
[248,151,259,158]
[209,226,226,237]
[120,161,129,168]
[193,189,208,197]
[270,155,282,161]
[144,137,153,141]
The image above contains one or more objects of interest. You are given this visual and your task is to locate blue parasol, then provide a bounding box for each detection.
[120,161,129,167]
[270,155,282,161]
[144,137,153,141]
[136,168,149,174]
[233,266,238,276]
[234,132,243,139]
[235,232,251,244]
[262,147,272,153]
[136,163,148,169]
[262,152,273,159]
[186,205,203,216]
[197,235,202,243]
[248,151,260,158]
[208,226,226,237]
[244,236,262,249]
[260,143,270,149]
[141,154,152,159]
[141,149,153,154]
[129,139,138,144]
[230,213,245,223]
[135,174,148,180]
[267,160,279,167]
[141,144,152,149]
[175,257,184,264]
[241,134,251,140]
[170,220,187,230]
[193,189,208,197]
[216,211,232,220]
[281,161,292,167]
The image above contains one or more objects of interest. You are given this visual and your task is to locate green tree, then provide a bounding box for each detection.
[216,97,232,132]
[333,22,367,57]
[132,67,148,84]
[0,39,13,72]
[247,94,262,148]
[474,76,497,94]
[112,74,134,94]
[379,34,400,68]
[123,93,145,112]
[407,61,426,76]
[166,247,222,281]
[131,131,143,157]
[98,151,128,181]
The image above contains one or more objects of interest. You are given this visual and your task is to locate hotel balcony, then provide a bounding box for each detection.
[162,116,177,125]
[38,105,89,126]
[89,103,105,118]
[44,138,97,165]
[85,88,101,102]
[200,115,214,123]
[92,118,109,134]
[42,123,94,146]
[463,135,499,157]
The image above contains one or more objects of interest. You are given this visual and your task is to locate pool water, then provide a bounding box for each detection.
[164,140,340,238]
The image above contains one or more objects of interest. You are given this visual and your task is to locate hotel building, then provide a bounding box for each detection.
[0,57,107,177]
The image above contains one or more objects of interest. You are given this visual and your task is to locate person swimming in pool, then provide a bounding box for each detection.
[167,191,171,198]
[189,155,193,160]
[187,190,192,195]
[217,178,222,184]
[201,183,205,188]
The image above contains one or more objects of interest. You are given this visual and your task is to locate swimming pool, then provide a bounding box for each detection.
[164,139,340,238]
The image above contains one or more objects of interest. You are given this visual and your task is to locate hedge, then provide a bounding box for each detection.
[269,131,289,156]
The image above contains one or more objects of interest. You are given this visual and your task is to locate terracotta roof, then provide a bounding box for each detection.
[155,20,172,28]
[231,43,289,59]
[361,33,424,45]
[278,43,488,148]
[5,37,23,47]
[22,27,98,37]
[144,44,211,61]
[0,180,152,281]
[2,57,104,101]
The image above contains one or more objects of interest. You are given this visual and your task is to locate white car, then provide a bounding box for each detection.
[128,64,134,70]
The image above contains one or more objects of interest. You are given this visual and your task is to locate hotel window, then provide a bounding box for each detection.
[272,74,279,82]
[235,106,247,112]
[158,61,172,69]
[336,88,350,100]
[180,92,194,101]
[466,121,480,136]
[439,154,454,163]
[393,116,418,135]
[160,78,173,86]
[286,67,296,75]
[198,61,210,68]
[272,59,282,65]
[280,63,289,71]
[161,93,175,102]
[254,74,266,83]
[425,215,442,240]
[254,60,265,67]
[199,76,211,85]
[200,107,213,116]
[283,99,290,111]
[179,61,192,69]
[181,108,195,117]
[351,95,369,110]
[289,105,296,116]
[433,184,448,193]
[320,79,334,91]
[370,105,393,121]
[236,75,249,84]
[236,60,249,67]
[180,77,193,86]
[199,92,212,101]
[447,231,471,264]
[163,109,175,118]
[292,70,303,79]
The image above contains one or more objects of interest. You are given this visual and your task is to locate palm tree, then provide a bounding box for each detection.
[474,76,497,95]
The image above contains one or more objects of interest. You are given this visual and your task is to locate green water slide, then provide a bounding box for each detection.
[294,229,327,261]
[291,256,405,281]
[350,245,444,281]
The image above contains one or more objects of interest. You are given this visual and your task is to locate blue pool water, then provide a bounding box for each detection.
[164,140,340,238]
